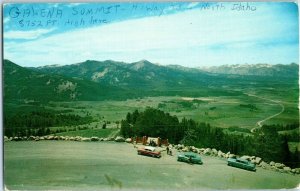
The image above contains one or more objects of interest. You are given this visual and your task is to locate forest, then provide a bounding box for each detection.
[4,110,93,137]
[121,107,299,167]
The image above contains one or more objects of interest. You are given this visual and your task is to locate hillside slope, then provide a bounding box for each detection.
[4,59,299,103]
[32,60,214,90]
[3,60,130,103]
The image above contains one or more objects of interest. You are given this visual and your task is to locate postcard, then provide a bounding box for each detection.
[2,1,299,190]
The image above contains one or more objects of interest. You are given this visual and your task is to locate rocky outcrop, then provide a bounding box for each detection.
[198,148,205,154]
[256,160,300,174]
[172,144,300,175]
[4,135,130,144]
[260,161,271,170]
[75,136,82,141]
[255,157,262,165]
[211,148,218,156]
[12,137,22,141]
[275,163,285,169]
[27,136,36,141]
[125,138,132,143]
[115,136,125,142]
[182,147,189,152]
[46,136,55,140]
[82,137,91,142]
[4,136,9,142]
[91,137,100,141]
[294,168,300,174]
[241,155,251,161]
[216,150,223,158]
[204,148,212,155]
[283,167,291,173]
[191,146,197,153]
[175,144,184,150]
[4,135,299,176]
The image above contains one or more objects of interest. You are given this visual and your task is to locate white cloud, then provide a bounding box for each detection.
[4,28,55,40]
[4,3,298,67]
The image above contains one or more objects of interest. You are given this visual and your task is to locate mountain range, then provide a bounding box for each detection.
[32,59,212,89]
[3,59,298,103]
[200,63,298,77]
[3,59,129,102]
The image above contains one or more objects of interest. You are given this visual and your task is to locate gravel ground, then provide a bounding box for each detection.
[4,141,300,190]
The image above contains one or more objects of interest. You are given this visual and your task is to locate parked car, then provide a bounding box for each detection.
[177,152,203,164]
[227,157,256,171]
[137,146,161,158]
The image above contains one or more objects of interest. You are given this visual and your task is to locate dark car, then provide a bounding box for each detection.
[137,146,161,158]
[227,157,256,171]
[177,152,203,164]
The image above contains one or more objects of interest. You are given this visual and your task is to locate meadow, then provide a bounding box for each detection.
[4,82,298,141]
[41,92,297,130]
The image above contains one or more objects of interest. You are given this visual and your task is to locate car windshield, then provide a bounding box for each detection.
[237,159,248,164]
[144,146,155,152]
[185,153,196,158]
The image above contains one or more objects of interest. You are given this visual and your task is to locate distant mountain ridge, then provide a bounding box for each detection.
[3,59,130,102]
[3,59,299,103]
[35,60,299,78]
[199,63,298,77]
[31,59,212,89]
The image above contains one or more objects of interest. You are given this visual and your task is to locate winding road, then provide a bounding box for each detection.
[244,93,285,133]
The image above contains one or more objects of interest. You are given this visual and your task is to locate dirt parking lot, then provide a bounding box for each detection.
[4,141,300,190]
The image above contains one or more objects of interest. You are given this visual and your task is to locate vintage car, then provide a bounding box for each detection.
[177,152,203,164]
[227,157,256,171]
[137,146,161,158]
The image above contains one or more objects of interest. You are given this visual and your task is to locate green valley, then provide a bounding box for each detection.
[3,59,299,167]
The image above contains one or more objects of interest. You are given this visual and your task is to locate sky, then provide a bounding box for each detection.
[3,2,299,67]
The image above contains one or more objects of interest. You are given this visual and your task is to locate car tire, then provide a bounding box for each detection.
[138,151,141,155]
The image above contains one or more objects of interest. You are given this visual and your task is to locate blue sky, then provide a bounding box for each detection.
[3,2,299,67]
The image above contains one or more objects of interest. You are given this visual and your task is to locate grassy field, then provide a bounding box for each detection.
[4,87,298,141]
[38,93,298,130]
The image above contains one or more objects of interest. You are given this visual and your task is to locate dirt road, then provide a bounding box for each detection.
[245,93,285,133]
[4,141,299,190]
